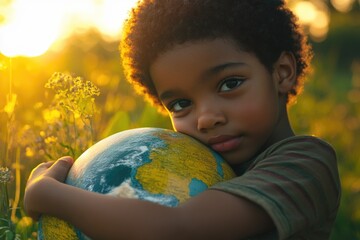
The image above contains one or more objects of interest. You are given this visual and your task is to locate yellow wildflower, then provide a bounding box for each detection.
[17,216,34,230]
[43,109,61,124]
[3,93,17,115]
[45,136,57,145]
[25,147,35,157]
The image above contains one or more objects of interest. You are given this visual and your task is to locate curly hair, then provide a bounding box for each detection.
[120,0,313,109]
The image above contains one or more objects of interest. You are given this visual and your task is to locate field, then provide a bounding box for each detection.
[1,6,360,240]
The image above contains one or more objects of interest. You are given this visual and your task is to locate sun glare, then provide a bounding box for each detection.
[0,0,65,57]
[0,0,138,57]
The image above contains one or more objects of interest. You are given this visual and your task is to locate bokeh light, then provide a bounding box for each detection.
[292,1,318,24]
[288,0,330,42]
[331,0,355,12]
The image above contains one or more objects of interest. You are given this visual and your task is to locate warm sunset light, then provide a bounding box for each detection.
[293,1,318,24]
[331,0,356,12]
[289,0,330,42]
[0,0,138,57]
[0,1,359,239]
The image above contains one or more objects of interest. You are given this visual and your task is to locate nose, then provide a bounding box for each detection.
[197,106,226,132]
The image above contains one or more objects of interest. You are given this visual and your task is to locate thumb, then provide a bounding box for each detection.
[46,156,74,182]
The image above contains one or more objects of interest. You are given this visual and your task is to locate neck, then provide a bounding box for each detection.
[264,100,295,150]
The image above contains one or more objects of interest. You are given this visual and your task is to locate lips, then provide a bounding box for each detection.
[208,135,242,153]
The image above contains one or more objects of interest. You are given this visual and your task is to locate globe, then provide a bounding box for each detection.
[38,127,236,240]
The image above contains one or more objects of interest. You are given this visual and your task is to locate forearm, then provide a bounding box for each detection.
[53,184,273,240]
[60,186,183,240]
[24,158,187,239]
[27,179,183,240]
[24,159,274,239]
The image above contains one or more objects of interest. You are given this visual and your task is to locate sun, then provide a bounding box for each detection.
[0,0,138,57]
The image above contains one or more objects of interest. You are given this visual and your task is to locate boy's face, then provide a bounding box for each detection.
[150,38,291,165]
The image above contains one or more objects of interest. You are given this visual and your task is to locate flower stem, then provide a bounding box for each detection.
[9,58,12,97]
[0,182,10,221]
[11,148,21,222]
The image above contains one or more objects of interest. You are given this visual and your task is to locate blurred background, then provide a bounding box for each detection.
[0,0,359,239]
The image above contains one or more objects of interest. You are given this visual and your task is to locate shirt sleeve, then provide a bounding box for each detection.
[210,137,341,239]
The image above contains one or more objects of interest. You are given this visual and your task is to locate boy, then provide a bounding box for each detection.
[24,0,341,239]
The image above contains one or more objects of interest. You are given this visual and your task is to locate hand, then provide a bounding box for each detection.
[24,156,74,220]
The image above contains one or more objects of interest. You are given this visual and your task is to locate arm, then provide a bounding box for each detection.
[24,157,274,240]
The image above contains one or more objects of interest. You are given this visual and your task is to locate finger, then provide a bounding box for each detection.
[46,156,74,182]
[27,161,55,182]
[34,161,55,170]
[38,161,55,168]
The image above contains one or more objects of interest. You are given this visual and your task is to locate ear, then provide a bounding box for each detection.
[273,52,297,94]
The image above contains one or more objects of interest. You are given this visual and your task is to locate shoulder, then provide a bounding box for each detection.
[250,135,340,203]
[258,135,336,160]
[211,135,341,239]
[251,135,338,175]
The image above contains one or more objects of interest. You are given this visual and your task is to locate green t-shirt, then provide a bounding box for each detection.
[211,136,341,240]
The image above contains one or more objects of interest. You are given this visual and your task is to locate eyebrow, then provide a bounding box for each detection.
[206,62,246,76]
[159,62,246,101]
[159,90,177,102]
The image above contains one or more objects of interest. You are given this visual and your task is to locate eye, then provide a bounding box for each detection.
[168,99,191,112]
[219,77,244,92]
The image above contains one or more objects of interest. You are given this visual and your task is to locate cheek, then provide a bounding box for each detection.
[237,97,279,128]
[170,118,191,134]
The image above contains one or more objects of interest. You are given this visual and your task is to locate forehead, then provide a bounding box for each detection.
[150,38,246,79]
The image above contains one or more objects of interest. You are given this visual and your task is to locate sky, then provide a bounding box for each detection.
[0,0,138,57]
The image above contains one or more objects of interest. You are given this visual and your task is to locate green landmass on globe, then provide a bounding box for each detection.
[38,127,236,240]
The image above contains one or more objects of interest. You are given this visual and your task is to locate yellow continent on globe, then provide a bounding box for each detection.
[41,216,78,240]
[136,131,235,203]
